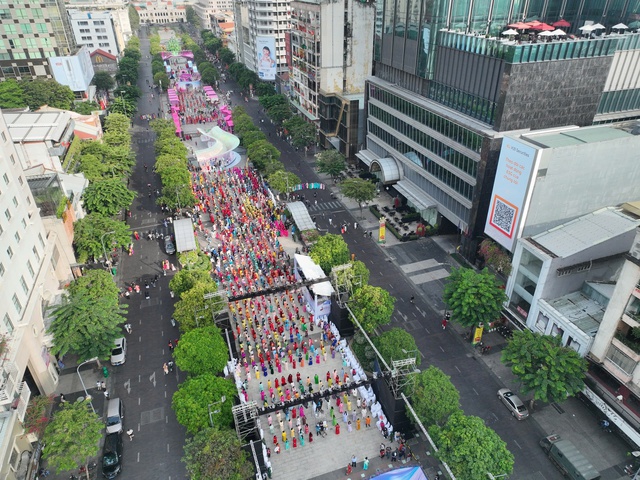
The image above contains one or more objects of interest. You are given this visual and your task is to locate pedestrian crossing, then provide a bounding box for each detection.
[306,201,342,213]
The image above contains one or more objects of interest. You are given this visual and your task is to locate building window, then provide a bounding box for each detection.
[36,24,48,34]
[8,39,21,49]
[14,232,20,243]
[0,9,10,20]
[0,224,3,236]
[20,23,32,34]
[12,197,18,208]
[27,196,31,205]
[0,262,4,277]
[78,21,89,26]
[21,218,26,229]
[2,313,13,334]
[25,38,37,49]
[4,209,11,221]
[18,177,23,186]
[14,9,27,19]
[606,344,636,375]
[4,25,17,35]
[10,155,15,165]
[12,294,22,314]
[33,246,40,263]
[20,276,28,295]
[3,173,8,185]
[38,233,44,248]
[7,246,13,258]
[13,52,27,61]
[27,260,34,277]
[32,8,44,19]
[1,132,5,143]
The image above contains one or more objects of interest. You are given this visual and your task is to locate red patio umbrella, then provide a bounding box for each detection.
[552,19,571,28]
[507,22,530,29]
[529,22,554,31]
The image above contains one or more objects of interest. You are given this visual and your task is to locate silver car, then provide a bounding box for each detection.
[497,388,529,420]
[110,337,127,366]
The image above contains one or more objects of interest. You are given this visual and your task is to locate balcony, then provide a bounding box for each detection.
[0,363,20,405]
[13,382,31,423]
[633,285,640,301]
[623,311,640,328]
[613,334,640,362]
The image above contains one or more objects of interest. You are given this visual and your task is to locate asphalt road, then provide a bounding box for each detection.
[112,24,563,480]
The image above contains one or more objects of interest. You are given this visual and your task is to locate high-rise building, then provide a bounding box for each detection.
[67,9,121,56]
[359,0,640,260]
[0,109,76,479]
[195,0,234,30]
[64,0,133,54]
[289,0,375,158]
[233,0,291,78]
[0,0,75,80]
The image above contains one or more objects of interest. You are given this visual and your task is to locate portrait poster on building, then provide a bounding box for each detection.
[484,138,538,252]
[256,36,277,81]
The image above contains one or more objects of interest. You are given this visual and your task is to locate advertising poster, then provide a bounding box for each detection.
[378,218,386,244]
[484,137,538,252]
[256,36,277,81]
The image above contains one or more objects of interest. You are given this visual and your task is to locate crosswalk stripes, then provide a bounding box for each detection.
[306,201,342,213]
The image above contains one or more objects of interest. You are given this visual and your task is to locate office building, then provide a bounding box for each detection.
[0,0,75,81]
[0,110,76,480]
[289,0,375,158]
[67,9,121,56]
[233,0,291,79]
[194,0,234,30]
[64,0,133,53]
[132,0,187,24]
[359,0,640,260]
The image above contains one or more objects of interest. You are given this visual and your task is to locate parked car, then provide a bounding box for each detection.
[106,397,124,434]
[497,388,529,420]
[110,338,127,366]
[164,235,175,254]
[102,433,123,478]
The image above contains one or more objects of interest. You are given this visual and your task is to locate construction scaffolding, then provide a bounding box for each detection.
[232,401,260,440]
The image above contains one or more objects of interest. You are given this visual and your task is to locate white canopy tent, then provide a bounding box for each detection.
[287,201,316,232]
[173,218,197,252]
[294,254,334,317]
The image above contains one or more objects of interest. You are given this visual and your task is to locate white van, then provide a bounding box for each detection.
[106,398,124,434]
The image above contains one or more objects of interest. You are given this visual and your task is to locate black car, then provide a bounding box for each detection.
[102,433,123,478]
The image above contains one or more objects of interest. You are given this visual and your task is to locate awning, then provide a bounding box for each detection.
[287,201,316,231]
[355,149,376,167]
[394,180,437,212]
[173,218,197,252]
[371,157,400,184]
[294,254,334,296]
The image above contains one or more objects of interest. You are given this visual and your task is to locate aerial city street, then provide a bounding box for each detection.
[1,1,640,480]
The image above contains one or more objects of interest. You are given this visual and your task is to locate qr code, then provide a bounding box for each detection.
[489,196,517,237]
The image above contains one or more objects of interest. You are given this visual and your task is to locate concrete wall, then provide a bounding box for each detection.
[522,135,640,237]
[495,55,613,131]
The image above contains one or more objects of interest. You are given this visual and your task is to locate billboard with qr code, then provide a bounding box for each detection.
[484,138,538,252]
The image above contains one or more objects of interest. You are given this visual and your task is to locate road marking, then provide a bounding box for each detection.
[400,259,442,273]
[410,269,450,285]
[454,366,461,373]
[472,388,479,396]
[425,327,431,334]
[513,439,523,450]
[149,371,156,387]
[124,379,131,394]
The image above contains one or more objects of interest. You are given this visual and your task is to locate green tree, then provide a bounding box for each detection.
[501,330,587,408]
[351,285,396,334]
[204,37,223,55]
[128,5,140,31]
[373,328,421,368]
[183,427,254,480]
[43,400,103,475]
[234,115,259,138]
[267,103,292,124]
[174,283,225,332]
[154,72,170,90]
[200,67,220,88]
[241,129,267,149]
[170,268,215,298]
[72,213,131,263]
[0,79,26,108]
[172,374,236,434]
[259,94,288,110]
[78,154,107,181]
[173,326,228,376]
[113,84,141,102]
[127,36,140,51]
[73,101,100,115]
[430,412,514,480]
[91,71,115,95]
[218,48,236,65]
[108,96,136,117]
[256,82,276,97]
[82,179,135,217]
[340,178,376,216]
[411,366,460,427]
[267,170,300,199]
[443,267,507,329]
[22,79,75,110]
[49,270,127,361]
[283,116,316,148]
[309,233,350,274]
[316,150,347,179]
[332,260,369,295]
[247,140,280,173]
[104,112,131,135]
[185,5,201,28]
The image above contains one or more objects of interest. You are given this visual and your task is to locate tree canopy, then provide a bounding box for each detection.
[316,150,347,179]
[410,366,460,427]
[72,213,131,263]
[43,400,103,474]
[172,374,237,434]
[340,178,377,215]
[331,260,369,295]
[185,6,201,28]
[501,329,587,406]
[82,178,135,217]
[91,71,115,94]
[49,270,127,361]
[309,233,350,274]
[267,170,300,198]
[350,284,396,334]
[169,268,215,298]
[247,140,281,173]
[174,282,225,333]
[173,326,229,376]
[0,79,26,108]
[443,267,507,328]
[430,412,514,480]
[183,427,254,480]
[22,79,75,110]
[373,328,421,368]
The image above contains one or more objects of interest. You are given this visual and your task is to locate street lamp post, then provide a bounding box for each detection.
[208,395,227,427]
[77,357,99,414]
[100,230,116,267]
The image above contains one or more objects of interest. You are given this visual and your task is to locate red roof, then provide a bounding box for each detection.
[90,49,117,61]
